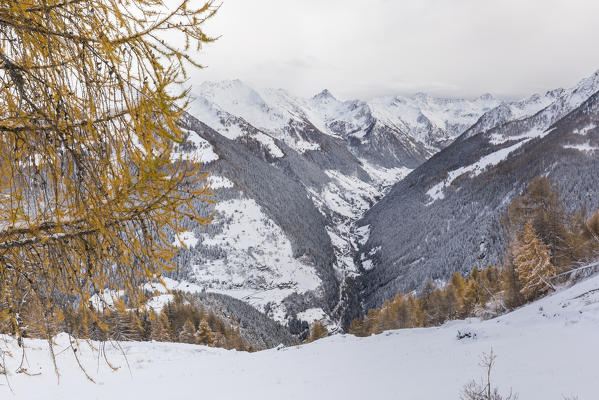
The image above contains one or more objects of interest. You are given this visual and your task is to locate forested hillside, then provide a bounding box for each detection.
[355,74,599,313]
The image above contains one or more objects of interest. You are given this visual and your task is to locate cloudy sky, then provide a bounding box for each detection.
[190,0,599,100]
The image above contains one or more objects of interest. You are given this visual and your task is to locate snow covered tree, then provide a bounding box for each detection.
[0,0,217,345]
[179,319,197,344]
[513,221,556,301]
[195,319,214,346]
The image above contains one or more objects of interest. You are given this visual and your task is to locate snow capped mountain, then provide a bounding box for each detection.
[171,70,599,330]
[367,92,501,149]
[463,70,599,139]
[175,78,503,328]
[192,80,503,163]
[355,71,599,311]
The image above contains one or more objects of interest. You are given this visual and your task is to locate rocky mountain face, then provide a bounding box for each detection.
[355,73,599,313]
[166,72,599,331]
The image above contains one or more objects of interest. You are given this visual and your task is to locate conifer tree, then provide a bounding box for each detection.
[513,221,556,301]
[443,285,460,320]
[308,320,328,342]
[501,262,523,309]
[126,312,146,342]
[462,277,484,315]
[0,0,217,345]
[396,297,410,329]
[365,309,379,335]
[151,312,172,342]
[195,319,214,346]
[504,177,569,267]
[179,319,197,344]
[349,318,365,337]
[407,294,423,328]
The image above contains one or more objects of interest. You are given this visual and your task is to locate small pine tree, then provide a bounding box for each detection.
[462,277,484,316]
[195,319,214,346]
[125,312,145,342]
[514,221,556,301]
[308,320,328,342]
[150,312,172,342]
[443,285,460,320]
[364,309,379,335]
[349,318,365,337]
[450,271,467,317]
[178,319,197,344]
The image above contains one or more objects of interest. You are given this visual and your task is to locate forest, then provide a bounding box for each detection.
[348,176,599,336]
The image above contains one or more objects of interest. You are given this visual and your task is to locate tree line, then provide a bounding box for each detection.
[349,176,599,337]
[0,291,251,352]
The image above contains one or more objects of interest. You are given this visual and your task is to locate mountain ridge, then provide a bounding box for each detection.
[166,70,599,330]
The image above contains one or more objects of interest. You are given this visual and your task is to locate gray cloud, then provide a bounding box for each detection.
[189,0,599,100]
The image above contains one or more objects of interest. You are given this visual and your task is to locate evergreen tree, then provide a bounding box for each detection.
[443,285,460,320]
[449,271,467,317]
[504,177,569,267]
[349,318,365,337]
[513,221,556,301]
[124,312,145,342]
[365,309,379,335]
[179,319,197,344]
[150,312,172,342]
[462,276,484,315]
[308,321,328,342]
[195,319,215,346]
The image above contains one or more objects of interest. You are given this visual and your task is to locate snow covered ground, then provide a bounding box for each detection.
[3,274,599,399]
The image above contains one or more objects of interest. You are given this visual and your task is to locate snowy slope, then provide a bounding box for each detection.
[4,272,599,400]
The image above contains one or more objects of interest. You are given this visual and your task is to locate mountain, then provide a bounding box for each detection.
[461,71,599,139]
[355,71,599,311]
[161,81,499,330]
[164,71,599,331]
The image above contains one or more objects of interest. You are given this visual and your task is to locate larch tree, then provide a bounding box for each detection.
[151,312,172,342]
[178,319,197,344]
[308,320,328,342]
[0,0,217,353]
[503,177,569,267]
[194,318,214,346]
[513,221,556,301]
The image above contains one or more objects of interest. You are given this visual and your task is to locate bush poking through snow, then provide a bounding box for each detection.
[461,349,518,400]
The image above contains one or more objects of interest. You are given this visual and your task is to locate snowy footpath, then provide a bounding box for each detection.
[2,274,599,400]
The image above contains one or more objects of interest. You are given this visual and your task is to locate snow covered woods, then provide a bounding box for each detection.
[350,176,599,338]
[0,0,217,359]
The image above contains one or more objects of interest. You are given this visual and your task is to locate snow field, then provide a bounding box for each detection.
[3,273,599,399]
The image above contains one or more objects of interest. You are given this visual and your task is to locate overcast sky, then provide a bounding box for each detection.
[189,0,599,100]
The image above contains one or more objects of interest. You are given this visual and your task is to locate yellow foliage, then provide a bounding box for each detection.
[0,0,217,341]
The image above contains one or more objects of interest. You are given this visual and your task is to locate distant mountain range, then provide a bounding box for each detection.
[167,70,599,331]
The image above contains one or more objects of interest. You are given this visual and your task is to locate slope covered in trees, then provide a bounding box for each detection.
[355,78,599,314]
[349,177,599,336]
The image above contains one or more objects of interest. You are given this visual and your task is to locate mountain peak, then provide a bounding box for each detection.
[312,89,336,101]
[477,93,495,102]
